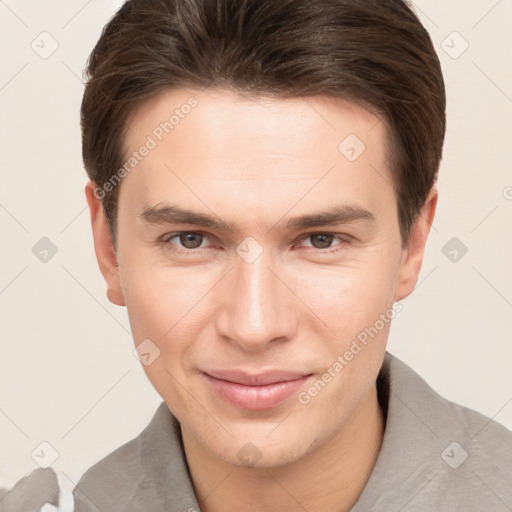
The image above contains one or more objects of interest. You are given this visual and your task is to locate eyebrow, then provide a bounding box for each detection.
[139,202,375,232]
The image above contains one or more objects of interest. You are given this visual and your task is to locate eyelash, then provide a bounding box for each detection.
[159,231,349,255]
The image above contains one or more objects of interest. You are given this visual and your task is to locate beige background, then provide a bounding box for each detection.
[1,0,511,507]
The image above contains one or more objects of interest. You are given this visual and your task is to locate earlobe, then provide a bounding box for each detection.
[394,188,438,302]
[85,182,126,307]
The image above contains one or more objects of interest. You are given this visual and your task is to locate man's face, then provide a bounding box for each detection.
[106,89,412,467]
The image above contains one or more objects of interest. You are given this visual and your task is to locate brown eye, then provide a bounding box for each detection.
[309,234,335,249]
[178,232,204,249]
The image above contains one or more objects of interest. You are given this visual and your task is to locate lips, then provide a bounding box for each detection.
[203,370,312,410]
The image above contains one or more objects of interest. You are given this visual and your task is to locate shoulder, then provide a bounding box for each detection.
[73,402,199,512]
[384,352,512,461]
[354,353,512,511]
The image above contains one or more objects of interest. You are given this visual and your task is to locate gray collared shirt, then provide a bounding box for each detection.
[73,352,512,511]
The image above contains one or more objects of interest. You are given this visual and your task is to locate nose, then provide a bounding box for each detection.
[214,247,297,351]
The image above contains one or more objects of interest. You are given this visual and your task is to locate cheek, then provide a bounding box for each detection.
[298,254,399,340]
[120,261,218,354]
[295,265,395,427]
[120,265,208,412]
[304,250,399,408]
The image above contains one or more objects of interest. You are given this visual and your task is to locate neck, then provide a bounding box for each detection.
[183,385,384,512]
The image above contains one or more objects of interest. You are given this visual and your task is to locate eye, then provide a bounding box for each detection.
[303,233,336,249]
[297,233,348,254]
[162,231,211,252]
[159,231,349,256]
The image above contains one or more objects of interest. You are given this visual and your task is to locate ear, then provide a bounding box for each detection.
[394,187,438,302]
[85,182,126,306]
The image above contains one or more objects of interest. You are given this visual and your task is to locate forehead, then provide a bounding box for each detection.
[119,88,394,225]
[125,88,386,158]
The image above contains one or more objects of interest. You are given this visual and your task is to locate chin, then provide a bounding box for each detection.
[204,420,323,469]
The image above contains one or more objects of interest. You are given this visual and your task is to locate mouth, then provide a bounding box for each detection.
[202,370,313,410]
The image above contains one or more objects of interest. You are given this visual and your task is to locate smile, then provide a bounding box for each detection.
[203,371,313,410]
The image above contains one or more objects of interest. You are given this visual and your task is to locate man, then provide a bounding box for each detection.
[73,0,512,510]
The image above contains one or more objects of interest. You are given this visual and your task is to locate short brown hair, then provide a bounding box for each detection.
[81,0,445,249]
